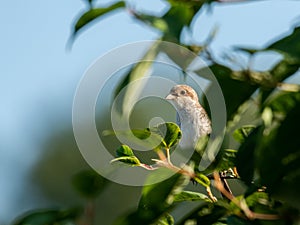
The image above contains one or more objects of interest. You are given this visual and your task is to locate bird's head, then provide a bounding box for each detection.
[166,85,199,109]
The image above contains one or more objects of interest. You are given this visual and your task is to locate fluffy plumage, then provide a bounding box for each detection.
[166,85,211,148]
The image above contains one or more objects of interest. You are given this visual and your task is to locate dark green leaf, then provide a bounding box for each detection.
[216,149,238,171]
[13,208,82,225]
[73,1,125,36]
[72,170,107,198]
[227,215,255,225]
[197,64,258,120]
[133,13,168,33]
[261,56,300,102]
[258,101,300,201]
[234,46,260,55]
[139,168,189,210]
[268,26,300,60]
[134,3,199,42]
[236,126,262,185]
[174,191,211,202]
[178,202,228,225]
[162,4,195,41]
[266,91,300,117]
[270,57,300,82]
[245,192,274,212]
[114,168,189,225]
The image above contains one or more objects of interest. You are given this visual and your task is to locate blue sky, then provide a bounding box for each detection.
[1,0,300,224]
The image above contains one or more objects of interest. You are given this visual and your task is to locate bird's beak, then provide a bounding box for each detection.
[166,94,175,100]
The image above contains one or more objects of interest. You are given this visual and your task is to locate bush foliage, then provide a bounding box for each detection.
[14,1,300,225]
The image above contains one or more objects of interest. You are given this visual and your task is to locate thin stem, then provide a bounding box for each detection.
[166,148,172,165]
[213,172,280,221]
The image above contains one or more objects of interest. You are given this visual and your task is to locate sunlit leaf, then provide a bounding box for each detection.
[233,125,256,143]
[157,213,174,225]
[174,191,211,202]
[72,1,125,36]
[245,192,274,212]
[111,145,141,166]
[116,145,135,157]
[154,122,182,149]
[111,156,141,166]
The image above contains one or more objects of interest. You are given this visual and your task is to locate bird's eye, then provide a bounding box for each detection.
[180,90,186,95]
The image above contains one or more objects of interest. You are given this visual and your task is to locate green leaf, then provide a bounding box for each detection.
[112,145,141,166]
[72,170,107,198]
[215,149,238,171]
[265,91,300,117]
[197,64,258,120]
[268,26,300,60]
[114,168,190,225]
[226,215,254,225]
[258,101,300,201]
[134,3,200,43]
[116,144,135,157]
[261,56,300,102]
[155,122,182,149]
[245,192,274,212]
[139,168,189,209]
[157,213,174,225]
[178,202,229,225]
[233,125,256,143]
[236,126,263,185]
[73,1,125,36]
[270,56,300,82]
[133,13,168,33]
[111,156,141,166]
[174,191,211,202]
[117,42,160,116]
[13,208,82,225]
[162,4,195,41]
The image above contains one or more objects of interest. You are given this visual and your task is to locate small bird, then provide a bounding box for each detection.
[166,85,212,149]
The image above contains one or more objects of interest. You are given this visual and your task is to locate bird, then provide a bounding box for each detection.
[166,85,212,149]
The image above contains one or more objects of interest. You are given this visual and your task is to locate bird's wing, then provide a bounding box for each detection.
[176,112,181,128]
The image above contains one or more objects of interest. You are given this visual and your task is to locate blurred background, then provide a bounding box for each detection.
[1,0,300,224]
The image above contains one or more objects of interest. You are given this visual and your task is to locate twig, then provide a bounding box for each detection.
[213,172,280,221]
